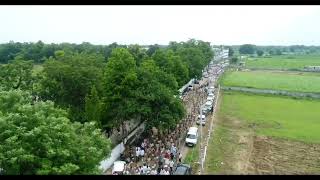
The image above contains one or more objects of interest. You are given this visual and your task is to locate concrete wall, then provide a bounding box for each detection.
[99,142,125,172]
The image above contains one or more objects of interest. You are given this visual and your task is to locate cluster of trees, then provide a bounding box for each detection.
[233,44,320,57]
[0,39,214,174]
[0,41,128,64]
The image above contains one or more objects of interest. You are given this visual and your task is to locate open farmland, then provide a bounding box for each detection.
[221,70,320,93]
[205,92,320,174]
[245,55,320,70]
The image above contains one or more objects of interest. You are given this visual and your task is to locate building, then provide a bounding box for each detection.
[304,66,320,72]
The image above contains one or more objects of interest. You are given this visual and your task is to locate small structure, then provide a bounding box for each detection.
[304,66,320,72]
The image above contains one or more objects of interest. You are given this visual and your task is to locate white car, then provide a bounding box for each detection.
[207,96,214,103]
[112,161,126,175]
[196,114,206,126]
[208,93,214,98]
[185,127,198,147]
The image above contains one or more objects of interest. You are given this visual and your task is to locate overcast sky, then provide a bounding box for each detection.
[1,5,320,46]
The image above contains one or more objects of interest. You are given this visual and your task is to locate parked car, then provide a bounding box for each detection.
[112,161,126,175]
[185,127,198,147]
[208,92,214,98]
[202,101,213,114]
[173,164,192,175]
[196,114,206,126]
[207,96,214,103]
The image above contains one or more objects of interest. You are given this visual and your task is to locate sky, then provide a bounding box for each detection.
[1,5,320,46]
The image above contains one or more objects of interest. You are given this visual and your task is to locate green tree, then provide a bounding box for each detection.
[0,90,111,175]
[228,47,234,57]
[136,60,185,131]
[0,58,34,91]
[85,86,103,128]
[146,44,160,57]
[127,44,148,66]
[276,49,282,55]
[239,44,256,54]
[230,57,239,64]
[102,48,139,130]
[39,52,105,123]
[257,50,264,56]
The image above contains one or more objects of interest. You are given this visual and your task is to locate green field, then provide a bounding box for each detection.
[245,55,320,70]
[205,92,320,174]
[221,70,320,93]
[220,92,320,143]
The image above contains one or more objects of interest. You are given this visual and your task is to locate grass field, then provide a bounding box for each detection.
[205,92,320,174]
[221,92,320,143]
[245,55,320,70]
[221,70,320,93]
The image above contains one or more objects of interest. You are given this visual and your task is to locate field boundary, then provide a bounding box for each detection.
[201,85,221,172]
[222,86,320,99]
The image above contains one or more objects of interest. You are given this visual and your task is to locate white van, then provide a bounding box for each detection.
[185,127,198,147]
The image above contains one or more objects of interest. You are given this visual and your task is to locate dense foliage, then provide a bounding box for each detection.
[0,90,111,175]
[0,39,214,174]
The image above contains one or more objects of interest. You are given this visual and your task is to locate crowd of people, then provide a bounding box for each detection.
[115,79,208,175]
[111,60,226,175]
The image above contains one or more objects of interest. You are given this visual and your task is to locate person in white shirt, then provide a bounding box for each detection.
[169,160,174,173]
[140,148,145,158]
[178,152,183,163]
[164,168,170,175]
[142,164,148,174]
[136,147,141,162]
[160,168,165,175]
[150,169,157,175]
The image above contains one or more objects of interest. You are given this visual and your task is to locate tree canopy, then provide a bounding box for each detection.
[0,90,111,175]
[239,44,256,54]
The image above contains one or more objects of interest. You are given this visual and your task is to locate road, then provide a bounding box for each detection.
[178,58,227,174]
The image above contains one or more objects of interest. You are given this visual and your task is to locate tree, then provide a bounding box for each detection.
[127,44,148,66]
[102,48,139,131]
[39,52,105,123]
[0,58,34,91]
[230,57,239,64]
[228,47,234,57]
[257,50,264,56]
[85,86,103,128]
[177,47,204,79]
[239,44,256,54]
[276,49,282,55]
[152,49,188,87]
[146,44,160,57]
[136,60,185,131]
[0,90,111,175]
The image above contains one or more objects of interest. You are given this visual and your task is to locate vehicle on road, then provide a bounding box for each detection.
[207,96,214,103]
[185,127,198,147]
[196,114,206,126]
[112,161,126,175]
[173,164,192,175]
[202,101,213,115]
